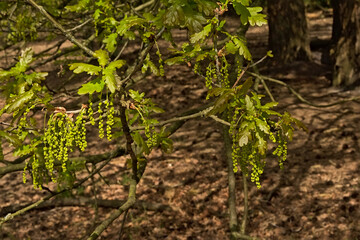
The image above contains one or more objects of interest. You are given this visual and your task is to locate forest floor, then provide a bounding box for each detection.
[0,10,359,240]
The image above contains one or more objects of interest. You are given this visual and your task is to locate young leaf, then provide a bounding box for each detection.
[78,78,105,95]
[244,95,255,115]
[94,49,109,67]
[107,60,126,71]
[102,68,116,93]
[103,33,118,53]
[232,2,251,25]
[247,7,267,26]
[236,77,253,95]
[69,63,101,75]
[233,37,252,60]
[255,118,270,134]
[239,130,250,147]
[6,90,35,113]
[190,23,212,43]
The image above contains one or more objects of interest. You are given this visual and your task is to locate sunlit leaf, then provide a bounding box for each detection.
[103,33,118,53]
[69,63,101,75]
[6,90,34,113]
[247,7,267,26]
[103,68,116,93]
[78,78,105,95]
[190,23,212,43]
[94,49,109,67]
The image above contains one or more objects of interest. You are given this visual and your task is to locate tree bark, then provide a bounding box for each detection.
[268,0,312,63]
[331,0,360,86]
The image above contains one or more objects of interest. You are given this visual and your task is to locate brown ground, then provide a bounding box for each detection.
[0,11,359,240]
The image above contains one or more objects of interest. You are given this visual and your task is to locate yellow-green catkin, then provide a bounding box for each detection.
[106,99,114,141]
[88,97,95,125]
[220,56,230,88]
[98,102,104,139]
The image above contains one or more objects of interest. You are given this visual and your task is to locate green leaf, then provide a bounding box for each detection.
[151,106,165,113]
[267,50,274,58]
[103,33,118,53]
[247,7,267,26]
[117,16,146,37]
[184,9,207,34]
[102,68,116,93]
[65,0,90,12]
[78,78,105,95]
[233,0,251,7]
[256,132,267,155]
[292,118,308,132]
[233,2,251,25]
[190,22,212,43]
[18,48,34,72]
[164,5,185,26]
[24,72,48,85]
[195,0,217,16]
[94,49,109,67]
[255,118,270,134]
[129,90,145,102]
[244,95,255,115]
[161,137,173,154]
[69,63,102,75]
[239,130,250,147]
[225,41,237,54]
[165,56,184,65]
[236,77,253,95]
[6,90,35,113]
[262,101,278,109]
[233,37,252,60]
[14,144,32,157]
[0,130,22,147]
[133,131,150,155]
[107,60,126,71]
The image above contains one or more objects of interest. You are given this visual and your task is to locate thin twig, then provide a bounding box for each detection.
[114,40,129,61]
[66,18,93,33]
[232,64,250,89]
[130,106,214,131]
[118,209,129,240]
[248,72,360,108]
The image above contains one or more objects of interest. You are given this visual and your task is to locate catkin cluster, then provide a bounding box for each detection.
[26,109,88,189]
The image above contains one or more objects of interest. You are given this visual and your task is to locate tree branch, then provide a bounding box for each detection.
[0,146,125,178]
[248,72,360,107]
[87,178,137,240]
[0,148,120,225]
[120,27,165,86]
[222,125,239,238]
[119,105,139,182]
[0,196,171,217]
[26,0,95,57]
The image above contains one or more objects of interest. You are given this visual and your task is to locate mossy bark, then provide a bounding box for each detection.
[331,0,360,87]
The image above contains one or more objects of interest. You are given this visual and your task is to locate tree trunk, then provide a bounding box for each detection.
[268,0,312,63]
[331,0,360,86]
